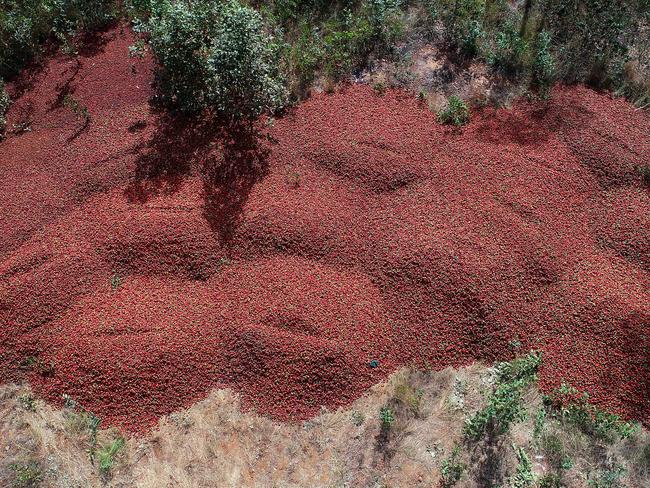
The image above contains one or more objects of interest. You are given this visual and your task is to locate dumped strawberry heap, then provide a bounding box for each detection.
[0,27,648,432]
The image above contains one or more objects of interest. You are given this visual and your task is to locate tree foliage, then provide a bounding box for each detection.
[148,0,288,118]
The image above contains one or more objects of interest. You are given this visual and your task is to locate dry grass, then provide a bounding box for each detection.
[1,363,647,488]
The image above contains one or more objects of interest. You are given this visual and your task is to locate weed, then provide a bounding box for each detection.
[438,95,470,126]
[98,437,125,474]
[539,432,572,471]
[0,78,9,138]
[439,445,466,487]
[533,406,546,439]
[62,394,102,463]
[18,393,36,412]
[351,410,365,426]
[511,445,535,488]
[110,271,121,290]
[128,39,146,58]
[20,355,54,376]
[538,473,562,488]
[373,80,387,95]
[379,406,395,429]
[544,383,638,442]
[87,411,102,464]
[463,351,541,440]
[587,465,626,488]
[62,94,91,123]
[638,165,650,187]
[393,378,424,417]
[9,461,42,488]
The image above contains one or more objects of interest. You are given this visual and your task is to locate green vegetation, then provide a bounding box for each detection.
[439,445,466,487]
[437,95,469,126]
[1,0,648,116]
[587,465,626,488]
[147,0,287,118]
[463,351,541,440]
[62,93,90,123]
[0,0,118,78]
[531,31,555,97]
[0,78,9,137]
[544,383,638,443]
[9,461,42,488]
[510,445,535,487]
[98,437,125,474]
[638,165,650,187]
[351,409,365,426]
[379,406,395,428]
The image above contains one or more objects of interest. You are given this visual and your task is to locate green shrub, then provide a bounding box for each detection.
[9,461,42,488]
[379,406,395,428]
[98,437,125,474]
[531,30,555,96]
[438,95,469,126]
[440,445,466,487]
[0,78,9,137]
[321,10,374,80]
[0,0,117,78]
[436,0,486,56]
[539,0,638,88]
[148,0,287,118]
[511,445,535,488]
[544,383,638,443]
[487,20,528,75]
[463,352,541,440]
[587,465,626,488]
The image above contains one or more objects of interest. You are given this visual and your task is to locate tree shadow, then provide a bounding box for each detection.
[125,113,271,243]
[202,123,271,242]
[465,427,508,488]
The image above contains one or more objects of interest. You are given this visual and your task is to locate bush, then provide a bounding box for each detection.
[440,445,466,487]
[538,0,639,88]
[0,0,117,78]
[531,30,555,96]
[98,437,125,474]
[543,383,638,443]
[436,0,486,56]
[488,20,528,75]
[0,78,9,137]
[463,352,541,440]
[438,95,469,126]
[148,0,288,119]
[379,406,395,428]
[511,445,535,488]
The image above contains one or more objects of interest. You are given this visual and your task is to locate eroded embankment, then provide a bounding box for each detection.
[0,26,648,432]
